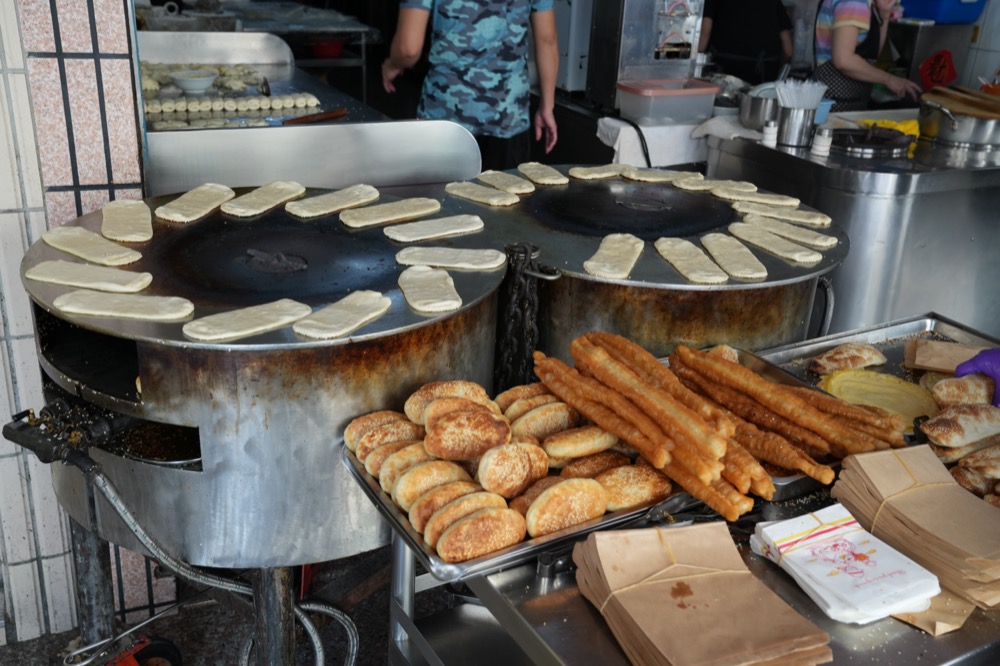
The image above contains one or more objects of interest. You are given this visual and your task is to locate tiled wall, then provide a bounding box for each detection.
[967,0,1000,86]
[0,0,144,645]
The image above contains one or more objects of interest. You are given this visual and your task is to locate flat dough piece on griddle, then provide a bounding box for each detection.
[653,237,728,284]
[398,266,462,313]
[743,214,838,249]
[728,222,822,265]
[700,233,767,281]
[221,180,306,217]
[384,214,484,243]
[340,197,442,228]
[583,233,644,279]
[444,181,520,206]
[732,201,831,227]
[182,298,312,341]
[713,188,800,207]
[43,226,142,266]
[477,170,535,194]
[101,200,153,242]
[517,162,568,185]
[286,184,380,219]
[154,183,236,223]
[673,177,755,192]
[293,290,391,340]
[25,260,153,293]
[53,289,193,321]
[622,166,702,183]
[396,246,506,271]
[568,164,626,180]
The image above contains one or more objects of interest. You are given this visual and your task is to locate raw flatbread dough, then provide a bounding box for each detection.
[653,237,728,284]
[182,298,312,342]
[444,181,520,207]
[732,201,831,228]
[583,233,644,280]
[713,188,800,207]
[398,266,462,313]
[517,162,568,185]
[700,233,767,281]
[25,260,153,293]
[396,246,506,271]
[43,226,142,266]
[622,166,703,183]
[101,200,153,242]
[568,164,626,180]
[477,170,535,194]
[673,177,756,192]
[53,289,194,321]
[743,214,838,249]
[221,181,306,217]
[728,222,822,265]
[155,183,236,223]
[293,290,391,340]
[340,197,442,228]
[286,184,380,219]
[383,214,484,243]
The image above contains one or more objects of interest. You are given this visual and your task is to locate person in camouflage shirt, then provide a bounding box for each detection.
[382,0,559,170]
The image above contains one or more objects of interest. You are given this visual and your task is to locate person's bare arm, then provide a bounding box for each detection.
[383,8,430,93]
[830,25,921,99]
[531,9,559,154]
[779,29,792,61]
[698,17,713,53]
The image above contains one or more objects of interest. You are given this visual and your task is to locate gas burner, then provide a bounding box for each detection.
[829,127,911,159]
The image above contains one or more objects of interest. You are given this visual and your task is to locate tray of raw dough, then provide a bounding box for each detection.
[342,445,704,583]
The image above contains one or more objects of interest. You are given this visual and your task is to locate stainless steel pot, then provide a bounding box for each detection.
[739,88,779,131]
[919,99,1000,148]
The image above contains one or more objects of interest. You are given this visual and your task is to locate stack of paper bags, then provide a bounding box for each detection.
[831,445,1000,609]
[750,503,940,623]
[573,522,832,666]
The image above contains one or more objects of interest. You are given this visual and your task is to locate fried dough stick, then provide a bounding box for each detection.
[569,337,726,464]
[586,332,735,438]
[661,459,752,522]
[734,421,836,485]
[785,386,905,448]
[533,352,671,468]
[674,346,880,456]
[671,355,833,457]
[723,438,776,499]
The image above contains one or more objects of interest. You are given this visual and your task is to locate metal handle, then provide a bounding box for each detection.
[921,99,959,130]
[815,276,835,338]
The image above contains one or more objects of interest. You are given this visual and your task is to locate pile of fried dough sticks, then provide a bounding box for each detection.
[533,333,908,520]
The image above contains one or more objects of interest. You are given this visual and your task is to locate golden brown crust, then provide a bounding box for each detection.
[984,494,1000,509]
[355,419,425,462]
[408,480,481,533]
[951,466,995,498]
[509,476,563,515]
[595,464,672,511]
[364,439,421,478]
[932,375,996,409]
[515,441,550,482]
[378,443,434,493]
[404,380,492,424]
[423,397,498,430]
[921,404,1000,448]
[542,425,618,458]
[435,508,527,563]
[391,460,473,512]
[510,401,581,442]
[344,410,407,451]
[423,491,508,548]
[559,450,631,478]
[958,443,1000,478]
[808,342,887,375]
[525,477,608,537]
[424,409,512,460]
[476,443,533,498]
[494,382,552,413]
[505,393,561,422]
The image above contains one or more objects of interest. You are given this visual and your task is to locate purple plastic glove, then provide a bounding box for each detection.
[954,349,1000,408]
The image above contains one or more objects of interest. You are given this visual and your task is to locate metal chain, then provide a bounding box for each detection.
[494,242,542,394]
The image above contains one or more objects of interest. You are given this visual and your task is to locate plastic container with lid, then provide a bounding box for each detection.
[616,79,721,126]
[901,0,987,24]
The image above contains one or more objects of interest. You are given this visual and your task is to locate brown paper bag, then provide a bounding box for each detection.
[892,587,976,636]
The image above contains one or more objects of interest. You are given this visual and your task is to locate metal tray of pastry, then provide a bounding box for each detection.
[757,312,1000,385]
[342,446,704,583]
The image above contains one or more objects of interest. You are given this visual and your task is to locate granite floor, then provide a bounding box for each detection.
[0,544,452,665]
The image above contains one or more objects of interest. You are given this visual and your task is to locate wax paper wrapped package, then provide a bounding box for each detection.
[750,503,940,623]
[573,522,832,666]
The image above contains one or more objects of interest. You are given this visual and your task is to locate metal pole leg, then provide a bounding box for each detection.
[252,567,296,666]
[69,512,114,644]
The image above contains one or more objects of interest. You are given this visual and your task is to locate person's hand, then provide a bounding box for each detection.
[885,74,922,101]
[955,349,1000,407]
[382,59,404,94]
[533,106,558,154]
